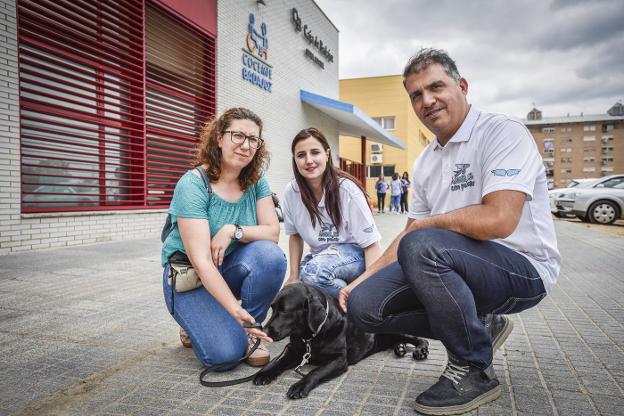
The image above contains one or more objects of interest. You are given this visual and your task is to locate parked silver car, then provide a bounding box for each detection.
[556,174,624,224]
[549,179,598,217]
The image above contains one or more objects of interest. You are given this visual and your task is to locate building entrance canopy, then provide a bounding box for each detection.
[300,90,405,149]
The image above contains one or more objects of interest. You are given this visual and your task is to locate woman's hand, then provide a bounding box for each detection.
[211,224,235,267]
[231,307,273,343]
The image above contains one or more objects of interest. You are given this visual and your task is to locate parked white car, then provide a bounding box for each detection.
[549,179,598,217]
[556,174,624,224]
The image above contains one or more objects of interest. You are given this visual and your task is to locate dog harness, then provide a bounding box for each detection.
[294,297,330,377]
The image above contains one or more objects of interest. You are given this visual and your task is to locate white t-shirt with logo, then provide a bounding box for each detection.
[409,106,561,293]
[282,178,381,255]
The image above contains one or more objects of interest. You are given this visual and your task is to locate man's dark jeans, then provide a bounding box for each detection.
[348,228,546,369]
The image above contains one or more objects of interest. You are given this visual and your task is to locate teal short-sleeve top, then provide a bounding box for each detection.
[161,171,272,266]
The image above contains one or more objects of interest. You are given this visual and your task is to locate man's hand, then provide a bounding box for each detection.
[211,224,235,266]
[338,286,351,313]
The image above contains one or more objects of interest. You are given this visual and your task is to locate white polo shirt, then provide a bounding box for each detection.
[409,106,560,293]
[283,178,381,255]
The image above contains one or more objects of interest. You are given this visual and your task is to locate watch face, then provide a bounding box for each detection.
[235,227,243,240]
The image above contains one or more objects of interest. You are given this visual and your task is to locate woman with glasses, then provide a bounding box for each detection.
[161,107,286,369]
[282,127,382,298]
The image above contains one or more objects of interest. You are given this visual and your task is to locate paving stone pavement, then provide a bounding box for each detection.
[0,215,623,416]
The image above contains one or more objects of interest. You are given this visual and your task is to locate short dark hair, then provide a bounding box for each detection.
[403,48,461,86]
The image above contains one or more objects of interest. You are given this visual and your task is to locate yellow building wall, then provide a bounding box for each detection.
[339,75,434,208]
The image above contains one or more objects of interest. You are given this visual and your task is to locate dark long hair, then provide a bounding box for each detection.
[194,107,269,190]
[291,128,367,229]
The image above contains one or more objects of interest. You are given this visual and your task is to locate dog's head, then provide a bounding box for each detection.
[264,283,330,341]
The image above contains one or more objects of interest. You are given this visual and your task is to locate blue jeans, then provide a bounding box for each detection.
[300,243,365,298]
[390,195,401,212]
[163,240,286,370]
[348,228,546,369]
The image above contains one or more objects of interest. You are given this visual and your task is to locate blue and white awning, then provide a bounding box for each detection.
[300,89,405,149]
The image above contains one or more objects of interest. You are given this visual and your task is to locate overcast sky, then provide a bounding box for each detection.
[315,0,624,119]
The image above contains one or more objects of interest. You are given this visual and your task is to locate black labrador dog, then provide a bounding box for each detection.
[253,283,429,399]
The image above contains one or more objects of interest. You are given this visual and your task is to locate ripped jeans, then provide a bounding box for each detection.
[300,243,365,298]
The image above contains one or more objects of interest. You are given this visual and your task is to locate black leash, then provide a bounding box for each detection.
[199,323,289,388]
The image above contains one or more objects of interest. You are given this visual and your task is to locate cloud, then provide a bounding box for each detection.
[316,0,624,118]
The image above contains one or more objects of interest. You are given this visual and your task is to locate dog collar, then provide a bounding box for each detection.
[294,297,330,377]
[311,297,330,338]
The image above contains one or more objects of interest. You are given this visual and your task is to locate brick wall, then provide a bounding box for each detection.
[0,0,165,255]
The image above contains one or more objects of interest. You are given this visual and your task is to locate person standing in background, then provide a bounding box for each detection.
[375,174,388,213]
[389,173,402,214]
[400,171,411,214]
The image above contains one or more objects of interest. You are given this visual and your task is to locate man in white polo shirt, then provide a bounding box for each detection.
[339,48,560,415]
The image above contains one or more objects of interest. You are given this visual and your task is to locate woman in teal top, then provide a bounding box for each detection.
[162,107,286,369]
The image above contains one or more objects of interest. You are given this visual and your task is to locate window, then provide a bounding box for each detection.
[583,157,595,163]
[560,127,572,132]
[541,127,555,133]
[560,137,573,143]
[560,157,572,163]
[582,167,595,173]
[544,139,554,152]
[584,146,596,152]
[373,116,395,130]
[601,157,614,164]
[583,136,596,141]
[560,147,572,153]
[367,164,396,178]
[602,146,614,153]
[584,125,596,131]
[560,168,572,173]
[601,135,614,143]
[597,177,624,188]
[17,1,216,213]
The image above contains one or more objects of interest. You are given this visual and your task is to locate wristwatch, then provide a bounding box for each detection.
[233,224,243,241]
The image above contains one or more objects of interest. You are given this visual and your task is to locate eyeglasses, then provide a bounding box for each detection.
[223,130,264,149]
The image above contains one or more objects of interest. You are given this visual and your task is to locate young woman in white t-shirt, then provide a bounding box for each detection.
[282,128,382,298]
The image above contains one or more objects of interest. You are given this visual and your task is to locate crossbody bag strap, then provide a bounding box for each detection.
[194,166,213,202]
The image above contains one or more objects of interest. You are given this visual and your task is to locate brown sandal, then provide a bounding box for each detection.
[180,328,192,348]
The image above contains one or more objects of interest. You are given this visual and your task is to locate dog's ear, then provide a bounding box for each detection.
[305,294,326,334]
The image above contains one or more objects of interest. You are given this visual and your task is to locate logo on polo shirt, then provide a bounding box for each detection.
[451,163,475,192]
[491,169,521,177]
[318,221,339,243]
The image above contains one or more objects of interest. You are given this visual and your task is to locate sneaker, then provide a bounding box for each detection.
[414,355,500,415]
[482,314,513,352]
[245,334,270,367]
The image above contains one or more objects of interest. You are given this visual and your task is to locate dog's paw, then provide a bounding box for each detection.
[287,380,312,399]
[412,341,429,361]
[253,371,278,386]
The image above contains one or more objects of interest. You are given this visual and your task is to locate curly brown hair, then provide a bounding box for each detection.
[194,107,269,191]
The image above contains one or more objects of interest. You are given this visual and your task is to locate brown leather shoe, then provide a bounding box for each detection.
[245,334,270,366]
[180,328,192,348]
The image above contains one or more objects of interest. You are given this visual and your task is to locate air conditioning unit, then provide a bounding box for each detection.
[370,143,383,153]
[371,154,383,164]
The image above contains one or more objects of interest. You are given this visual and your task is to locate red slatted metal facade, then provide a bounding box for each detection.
[17,0,216,213]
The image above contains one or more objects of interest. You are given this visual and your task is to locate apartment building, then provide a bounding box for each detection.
[524,103,624,189]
